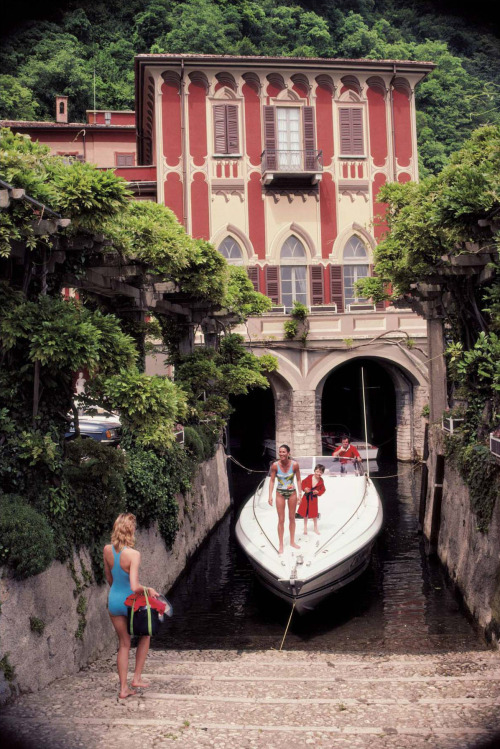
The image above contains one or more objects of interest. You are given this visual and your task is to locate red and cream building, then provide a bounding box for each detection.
[134,54,433,459]
[135,54,432,313]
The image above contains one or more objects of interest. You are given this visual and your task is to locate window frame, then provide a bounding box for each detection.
[115,152,135,167]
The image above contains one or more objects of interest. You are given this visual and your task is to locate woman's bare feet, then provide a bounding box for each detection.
[278,546,284,555]
[314,529,321,535]
[118,688,137,699]
[291,542,301,549]
[131,680,150,688]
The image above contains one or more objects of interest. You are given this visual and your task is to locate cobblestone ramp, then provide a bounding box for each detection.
[1,649,500,749]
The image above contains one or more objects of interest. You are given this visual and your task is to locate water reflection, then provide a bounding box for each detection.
[153,458,485,653]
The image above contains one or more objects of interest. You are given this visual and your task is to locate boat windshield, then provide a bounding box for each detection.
[284,456,364,477]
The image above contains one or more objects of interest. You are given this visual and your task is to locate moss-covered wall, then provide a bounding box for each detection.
[424,426,500,645]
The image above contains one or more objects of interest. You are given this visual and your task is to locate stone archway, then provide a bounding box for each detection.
[315,354,427,461]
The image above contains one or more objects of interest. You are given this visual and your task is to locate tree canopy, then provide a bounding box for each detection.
[1,1,499,174]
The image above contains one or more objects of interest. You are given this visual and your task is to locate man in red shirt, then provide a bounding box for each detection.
[333,435,363,474]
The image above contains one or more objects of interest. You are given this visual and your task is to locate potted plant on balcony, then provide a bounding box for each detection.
[284,301,309,344]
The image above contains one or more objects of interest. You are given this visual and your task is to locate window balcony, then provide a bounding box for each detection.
[261,149,323,186]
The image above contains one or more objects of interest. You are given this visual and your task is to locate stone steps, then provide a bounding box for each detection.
[1,649,499,749]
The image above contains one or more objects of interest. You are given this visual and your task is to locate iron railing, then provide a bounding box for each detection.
[261,149,323,173]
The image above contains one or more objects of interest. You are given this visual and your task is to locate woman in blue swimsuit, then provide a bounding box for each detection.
[268,444,302,554]
[103,513,159,699]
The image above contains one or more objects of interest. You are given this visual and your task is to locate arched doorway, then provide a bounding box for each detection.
[321,359,398,460]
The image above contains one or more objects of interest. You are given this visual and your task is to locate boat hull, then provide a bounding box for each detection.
[246,540,375,614]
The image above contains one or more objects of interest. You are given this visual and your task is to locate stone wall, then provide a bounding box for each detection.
[424,427,500,645]
[0,446,231,702]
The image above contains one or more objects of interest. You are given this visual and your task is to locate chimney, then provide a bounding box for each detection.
[56,96,68,124]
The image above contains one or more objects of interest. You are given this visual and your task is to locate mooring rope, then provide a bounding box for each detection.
[279,600,296,651]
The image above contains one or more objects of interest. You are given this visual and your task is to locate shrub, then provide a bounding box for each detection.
[0,495,55,579]
[125,443,192,548]
[61,439,127,576]
[183,426,205,462]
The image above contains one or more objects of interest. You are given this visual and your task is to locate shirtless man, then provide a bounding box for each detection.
[268,444,301,554]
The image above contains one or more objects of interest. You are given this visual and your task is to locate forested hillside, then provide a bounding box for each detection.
[1,0,499,175]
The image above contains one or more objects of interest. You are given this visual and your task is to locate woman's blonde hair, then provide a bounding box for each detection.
[111,513,136,551]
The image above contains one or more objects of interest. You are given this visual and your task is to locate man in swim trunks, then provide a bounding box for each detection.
[268,444,302,554]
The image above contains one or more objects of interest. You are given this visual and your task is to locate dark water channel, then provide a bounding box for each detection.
[154,458,486,653]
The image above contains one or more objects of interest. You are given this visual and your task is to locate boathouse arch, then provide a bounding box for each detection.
[314,351,428,461]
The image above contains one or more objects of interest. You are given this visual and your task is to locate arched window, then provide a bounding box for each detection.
[343,236,369,307]
[280,236,307,311]
[59,102,65,114]
[218,236,243,265]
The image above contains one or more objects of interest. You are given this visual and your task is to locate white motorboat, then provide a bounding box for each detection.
[235,455,383,613]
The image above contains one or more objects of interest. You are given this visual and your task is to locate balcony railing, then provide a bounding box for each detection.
[261,149,323,185]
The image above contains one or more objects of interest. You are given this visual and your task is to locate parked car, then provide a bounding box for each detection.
[65,408,122,446]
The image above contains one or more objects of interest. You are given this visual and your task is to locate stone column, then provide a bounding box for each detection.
[290,390,322,456]
[275,390,293,452]
[395,388,412,461]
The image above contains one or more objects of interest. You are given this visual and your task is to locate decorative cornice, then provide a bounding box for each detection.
[266,73,286,92]
[366,75,387,97]
[188,71,209,92]
[290,73,311,94]
[315,74,336,95]
[215,72,237,92]
[265,188,320,204]
[242,72,261,93]
[161,70,181,92]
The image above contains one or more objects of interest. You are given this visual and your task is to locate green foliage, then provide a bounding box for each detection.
[445,437,500,531]
[3,2,500,175]
[75,594,87,640]
[284,319,298,339]
[174,239,228,305]
[101,371,187,450]
[60,439,127,574]
[0,655,15,682]
[290,300,309,321]
[103,201,194,276]
[361,126,500,301]
[29,616,46,635]
[223,266,272,322]
[174,334,277,432]
[0,495,55,579]
[0,75,39,120]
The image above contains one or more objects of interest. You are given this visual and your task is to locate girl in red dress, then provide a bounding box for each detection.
[297,464,326,535]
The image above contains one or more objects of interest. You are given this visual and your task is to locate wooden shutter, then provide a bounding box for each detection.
[330,265,344,312]
[351,108,364,155]
[310,266,324,305]
[339,107,364,156]
[226,104,239,154]
[303,106,316,170]
[213,104,227,153]
[265,265,279,305]
[263,106,277,169]
[247,266,260,292]
[370,264,385,310]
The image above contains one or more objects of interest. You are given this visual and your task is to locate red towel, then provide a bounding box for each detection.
[124,593,166,613]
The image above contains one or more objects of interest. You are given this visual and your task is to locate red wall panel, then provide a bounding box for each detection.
[398,172,411,183]
[320,173,337,259]
[162,81,182,166]
[372,173,388,243]
[243,83,262,167]
[190,172,209,239]
[393,90,412,168]
[367,86,387,168]
[164,173,183,224]
[248,172,266,260]
[188,81,207,167]
[316,84,334,168]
